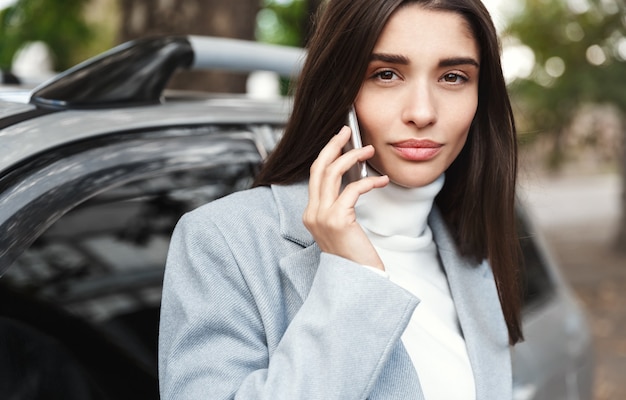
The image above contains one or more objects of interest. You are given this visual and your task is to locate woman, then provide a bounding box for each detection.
[159,0,522,398]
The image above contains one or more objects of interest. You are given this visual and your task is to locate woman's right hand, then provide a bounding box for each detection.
[303,126,389,271]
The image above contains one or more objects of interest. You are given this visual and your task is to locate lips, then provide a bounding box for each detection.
[392,139,443,161]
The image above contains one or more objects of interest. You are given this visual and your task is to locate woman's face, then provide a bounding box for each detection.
[354,4,480,188]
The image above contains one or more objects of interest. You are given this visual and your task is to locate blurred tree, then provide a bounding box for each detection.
[0,0,95,73]
[257,0,306,47]
[117,0,261,93]
[506,0,626,251]
[256,0,323,47]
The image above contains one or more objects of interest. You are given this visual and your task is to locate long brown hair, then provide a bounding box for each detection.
[254,0,523,345]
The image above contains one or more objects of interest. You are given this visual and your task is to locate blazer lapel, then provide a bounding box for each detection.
[271,183,319,312]
[429,208,512,400]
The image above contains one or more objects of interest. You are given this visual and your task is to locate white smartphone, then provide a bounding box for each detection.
[342,105,368,184]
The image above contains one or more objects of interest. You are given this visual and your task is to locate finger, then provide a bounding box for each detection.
[308,126,351,203]
[334,175,389,210]
[318,144,376,208]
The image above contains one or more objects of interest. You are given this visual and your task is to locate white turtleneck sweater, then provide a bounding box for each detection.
[355,172,475,400]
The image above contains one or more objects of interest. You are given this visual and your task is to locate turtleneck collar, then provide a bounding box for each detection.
[355,168,444,240]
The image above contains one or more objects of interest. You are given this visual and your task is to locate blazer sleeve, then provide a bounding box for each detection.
[158,212,419,400]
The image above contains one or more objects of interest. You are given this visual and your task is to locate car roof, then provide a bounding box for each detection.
[0,36,303,176]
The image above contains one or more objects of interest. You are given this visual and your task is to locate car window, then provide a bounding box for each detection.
[5,161,255,359]
[6,161,254,291]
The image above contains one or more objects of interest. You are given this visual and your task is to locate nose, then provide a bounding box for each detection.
[401,81,437,129]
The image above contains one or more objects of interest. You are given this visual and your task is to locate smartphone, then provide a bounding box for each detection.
[342,105,368,184]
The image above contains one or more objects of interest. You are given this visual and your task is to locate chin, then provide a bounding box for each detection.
[388,174,442,189]
[371,159,446,189]
[389,167,445,189]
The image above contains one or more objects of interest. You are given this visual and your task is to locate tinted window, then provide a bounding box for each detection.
[4,161,257,359]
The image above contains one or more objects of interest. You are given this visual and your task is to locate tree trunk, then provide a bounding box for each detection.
[117,0,261,93]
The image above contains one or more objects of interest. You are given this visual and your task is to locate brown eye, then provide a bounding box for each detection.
[374,70,397,80]
[441,73,466,83]
[380,71,394,80]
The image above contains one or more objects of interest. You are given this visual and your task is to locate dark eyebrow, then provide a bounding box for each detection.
[370,53,480,69]
[370,53,409,65]
[439,57,480,69]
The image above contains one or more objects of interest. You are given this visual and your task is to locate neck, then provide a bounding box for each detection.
[355,171,444,239]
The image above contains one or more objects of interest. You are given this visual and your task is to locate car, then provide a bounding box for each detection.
[0,35,593,399]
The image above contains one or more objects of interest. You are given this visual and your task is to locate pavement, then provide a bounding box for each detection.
[519,171,626,400]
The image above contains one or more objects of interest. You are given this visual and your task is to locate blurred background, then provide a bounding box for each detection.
[1,0,624,398]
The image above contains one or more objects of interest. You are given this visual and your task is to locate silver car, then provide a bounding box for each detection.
[0,36,593,399]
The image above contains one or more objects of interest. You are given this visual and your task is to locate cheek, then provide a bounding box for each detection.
[451,130,470,158]
[353,96,382,145]
[455,93,478,124]
[445,107,475,163]
[452,102,477,146]
[456,115,474,144]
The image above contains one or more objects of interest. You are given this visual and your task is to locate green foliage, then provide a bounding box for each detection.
[256,0,307,47]
[0,0,95,72]
[507,0,626,138]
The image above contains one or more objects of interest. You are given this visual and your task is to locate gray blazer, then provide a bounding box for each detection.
[158,182,512,399]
